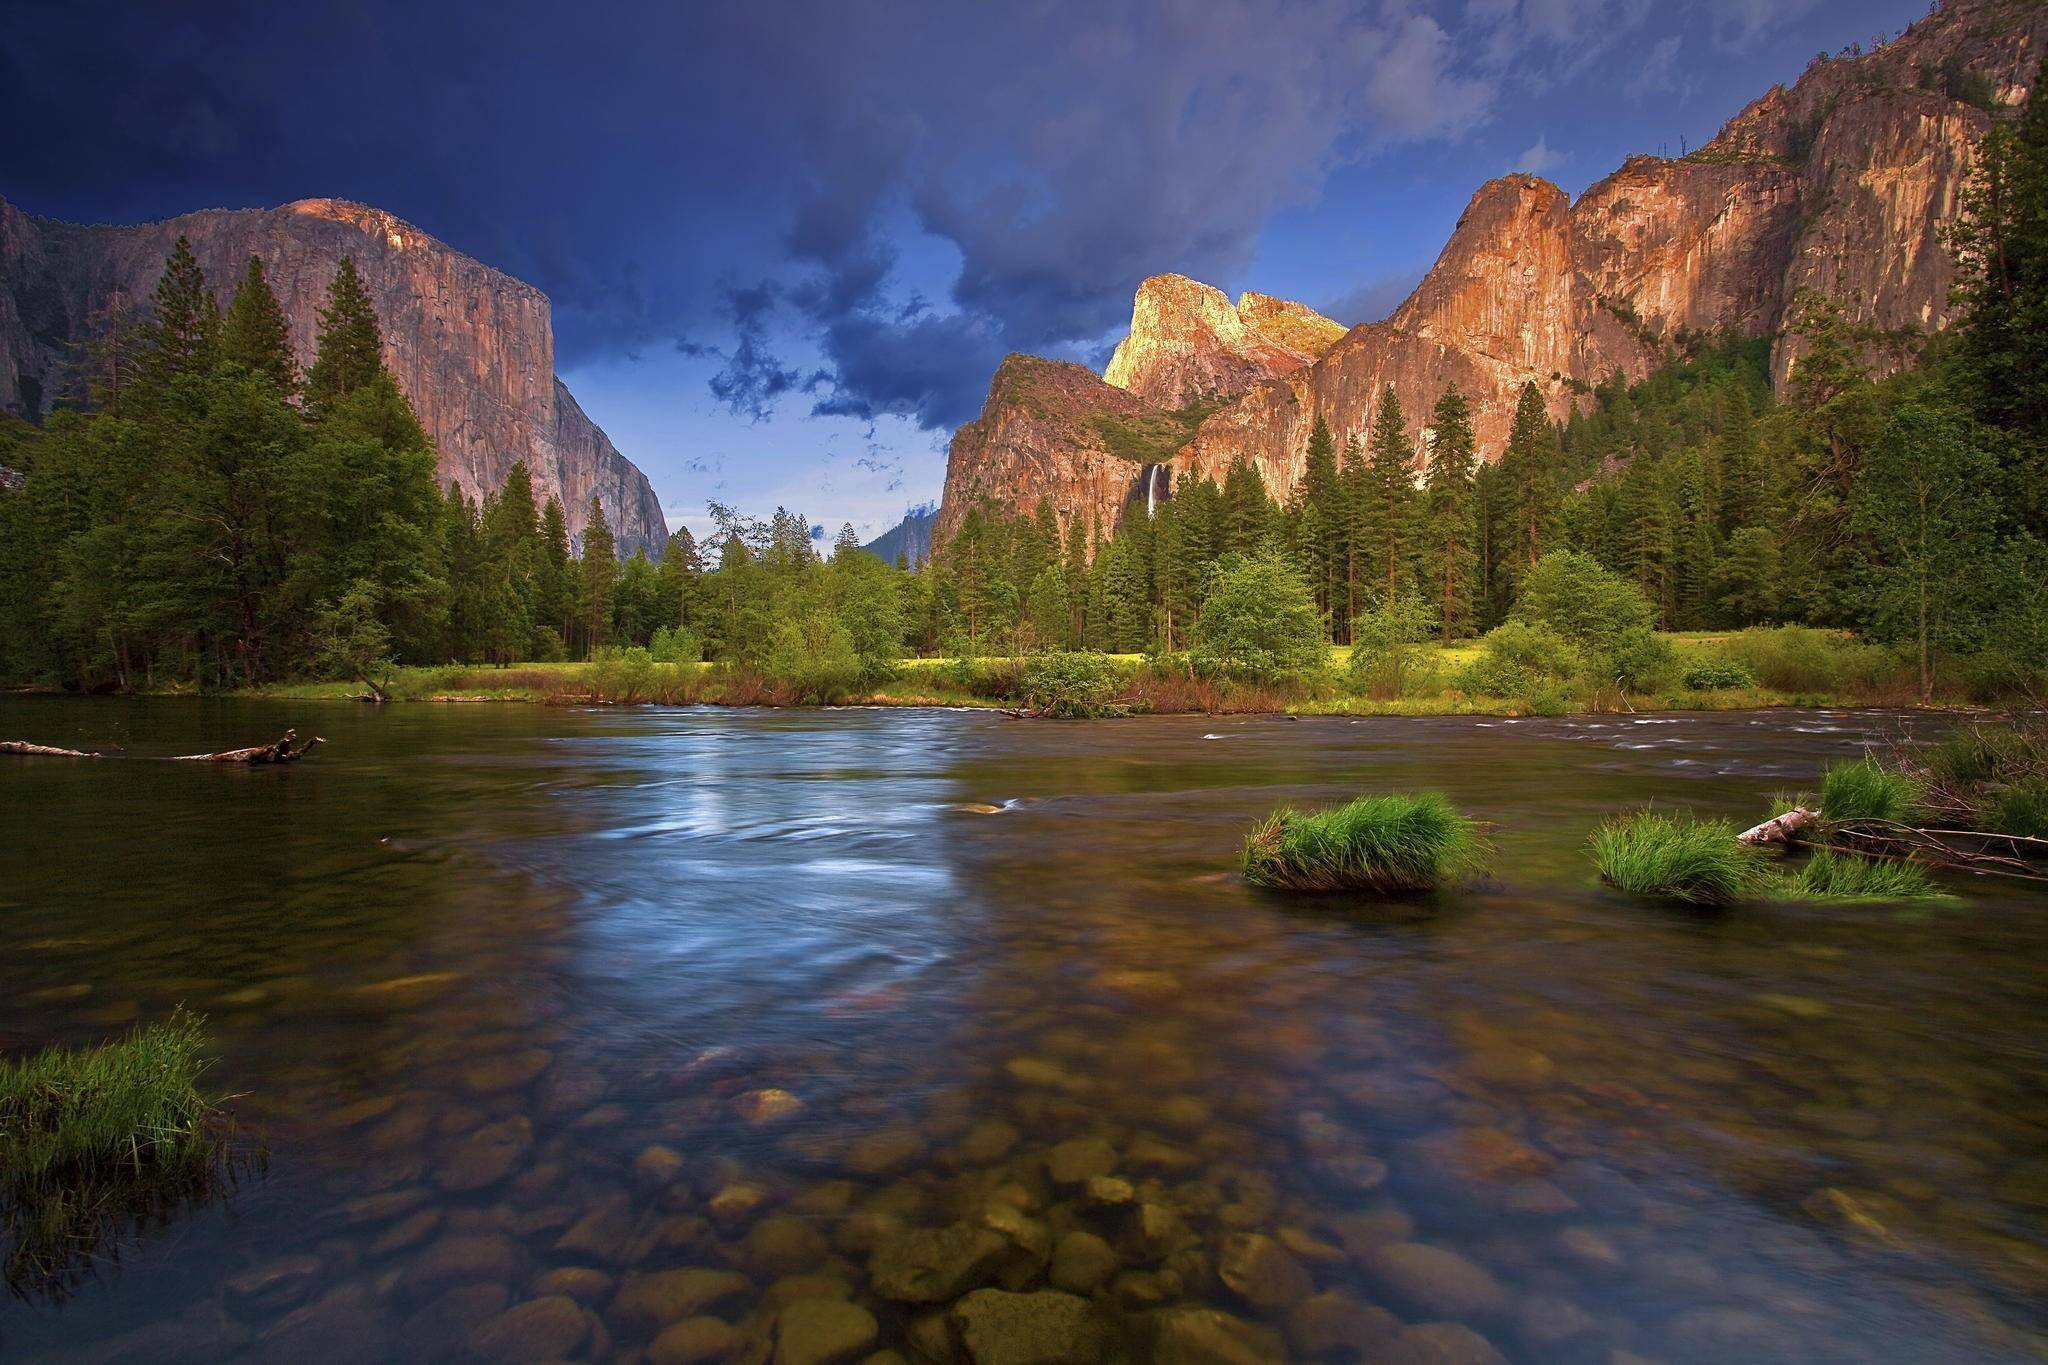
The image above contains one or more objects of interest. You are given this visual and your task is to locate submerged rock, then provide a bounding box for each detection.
[775,1298,879,1365]
[1382,1322,1510,1365]
[869,1222,1010,1302]
[611,1268,753,1331]
[1050,1230,1120,1294]
[1359,1242,1509,1319]
[648,1316,741,1365]
[949,1288,1115,1365]
[436,1116,532,1192]
[1146,1305,1285,1365]
[737,1088,806,1124]
[1046,1136,1118,1185]
[466,1295,589,1362]
[1216,1233,1313,1310]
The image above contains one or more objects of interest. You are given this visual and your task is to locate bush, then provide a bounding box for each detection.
[1346,596,1440,700]
[1510,550,1656,647]
[2,1010,241,1296]
[1819,757,1921,823]
[1019,651,1130,718]
[1241,792,1484,893]
[1683,658,1758,691]
[1191,554,1329,684]
[587,646,659,702]
[648,625,702,664]
[1458,620,1582,696]
[1589,809,1766,905]
[1780,849,1949,902]
[766,612,865,703]
[1722,626,1895,694]
[1989,782,2048,837]
[1591,625,1679,693]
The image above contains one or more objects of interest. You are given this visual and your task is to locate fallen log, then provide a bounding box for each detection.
[169,729,324,764]
[0,740,100,758]
[1738,806,1816,845]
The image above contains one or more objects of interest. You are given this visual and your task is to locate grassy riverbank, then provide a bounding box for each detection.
[144,628,2009,717]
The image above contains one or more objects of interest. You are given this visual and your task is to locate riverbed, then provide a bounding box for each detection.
[1,701,2042,1362]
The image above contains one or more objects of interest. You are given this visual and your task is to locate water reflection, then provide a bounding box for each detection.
[0,701,2042,1362]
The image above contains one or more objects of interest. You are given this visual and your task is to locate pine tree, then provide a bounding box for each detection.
[579,495,618,653]
[1360,387,1416,604]
[1500,381,1561,576]
[537,496,573,648]
[220,256,298,395]
[1714,388,1762,534]
[142,236,220,389]
[1222,459,1274,554]
[306,257,384,415]
[1422,385,1479,638]
[1298,416,1341,631]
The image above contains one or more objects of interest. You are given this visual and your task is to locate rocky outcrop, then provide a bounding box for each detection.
[1102,274,1343,409]
[938,0,2048,546]
[0,196,666,557]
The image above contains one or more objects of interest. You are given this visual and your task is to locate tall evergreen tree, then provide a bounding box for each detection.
[220,255,298,395]
[1360,387,1416,604]
[306,257,384,415]
[1422,385,1479,638]
[142,237,220,389]
[1500,381,1561,576]
[579,496,618,653]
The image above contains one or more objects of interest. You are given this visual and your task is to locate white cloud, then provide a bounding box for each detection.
[1514,134,1568,176]
[1623,35,1690,103]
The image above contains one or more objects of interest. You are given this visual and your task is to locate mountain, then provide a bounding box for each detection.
[935,0,2048,551]
[0,196,668,558]
[863,502,939,566]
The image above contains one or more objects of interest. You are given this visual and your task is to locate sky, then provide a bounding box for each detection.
[1,0,1930,545]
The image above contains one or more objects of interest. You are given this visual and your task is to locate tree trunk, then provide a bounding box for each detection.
[1,741,100,758]
[170,729,324,764]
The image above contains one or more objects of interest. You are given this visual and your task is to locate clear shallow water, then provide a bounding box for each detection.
[0,700,2043,1363]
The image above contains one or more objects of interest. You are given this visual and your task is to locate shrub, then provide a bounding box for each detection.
[648,625,702,664]
[1819,757,1921,823]
[2,1010,241,1297]
[1683,658,1758,691]
[1722,626,1895,694]
[1458,620,1582,696]
[1780,849,1949,902]
[1191,554,1329,684]
[1346,595,1441,700]
[766,611,865,703]
[1591,625,1679,693]
[1510,550,1656,647]
[587,646,658,702]
[1019,651,1130,718]
[1589,809,1766,905]
[1241,792,1484,893]
[1989,782,2048,837]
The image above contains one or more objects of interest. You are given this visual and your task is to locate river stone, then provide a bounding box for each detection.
[1558,1226,1623,1265]
[1124,1135,1199,1174]
[736,1088,805,1124]
[1050,1230,1120,1294]
[637,1143,687,1189]
[467,1295,589,1362]
[869,1222,1010,1302]
[556,1194,637,1263]
[1360,1242,1509,1319]
[775,1299,879,1365]
[1119,1203,1190,1264]
[1382,1322,1510,1365]
[848,1128,925,1176]
[949,1289,1113,1365]
[763,1273,856,1310]
[224,1254,324,1311]
[612,1268,754,1330]
[1217,1232,1313,1310]
[710,1182,773,1230]
[1417,1127,1550,1183]
[650,1316,742,1365]
[957,1118,1021,1164]
[461,1048,553,1095]
[1517,1293,1599,1349]
[1083,1175,1135,1207]
[334,1186,431,1227]
[533,1265,614,1305]
[399,1284,511,1357]
[1147,1305,1285,1365]
[742,1214,832,1276]
[400,1233,523,1300]
[1046,1136,1118,1185]
[369,1207,443,1256]
[256,1285,391,1365]
[437,1116,532,1192]
[1286,1290,1401,1358]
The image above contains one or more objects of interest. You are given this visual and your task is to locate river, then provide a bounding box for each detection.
[0,701,2043,1362]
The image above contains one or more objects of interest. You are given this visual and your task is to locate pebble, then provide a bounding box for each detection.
[868,1222,1010,1302]
[436,1116,532,1192]
[1360,1242,1510,1319]
[650,1316,741,1365]
[774,1298,879,1365]
[1147,1305,1286,1365]
[736,1088,806,1124]
[1049,1230,1119,1294]
[611,1268,753,1331]
[1217,1232,1315,1310]
[465,1295,588,1362]
[949,1288,1113,1365]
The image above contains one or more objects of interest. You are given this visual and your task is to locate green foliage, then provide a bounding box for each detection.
[1819,757,1922,824]
[766,610,865,703]
[1586,625,1678,693]
[218,255,297,395]
[648,625,702,663]
[310,579,394,698]
[1682,659,1758,691]
[1989,783,2048,837]
[1589,810,1765,906]
[586,645,659,703]
[1190,553,1327,684]
[305,256,383,416]
[1458,620,1582,696]
[1241,792,1484,893]
[1510,550,1657,646]
[1345,594,1439,699]
[1019,651,1130,718]
[1780,849,1949,902]
[1,1010,239,1297]
[1720,626,1895,694]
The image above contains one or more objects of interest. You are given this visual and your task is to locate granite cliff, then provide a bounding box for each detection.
[0,196,667,557]
[937,0,2047,548]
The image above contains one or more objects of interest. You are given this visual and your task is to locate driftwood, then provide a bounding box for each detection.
[0,740,100,758]
[169,729,323,764]
[1738,807,1817,845]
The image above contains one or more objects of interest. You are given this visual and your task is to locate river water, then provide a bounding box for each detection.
[0,701,2043,1363]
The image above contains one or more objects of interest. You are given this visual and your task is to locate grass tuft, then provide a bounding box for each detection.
[1778,849,1952,902]
[1819,757,1921,824]
[1589,809,1766,906]
[1,1010,246,1298]
[1241,792,1484,893]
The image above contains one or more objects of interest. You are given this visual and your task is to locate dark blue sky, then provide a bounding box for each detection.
[2,0,1927,540]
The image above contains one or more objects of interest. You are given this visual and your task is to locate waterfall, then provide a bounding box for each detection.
[1143,463,1170,518]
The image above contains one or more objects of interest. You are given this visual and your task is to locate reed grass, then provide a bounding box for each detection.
[1779,848,1951,902]
[1819,757,1921,823]
[1241,792,1484,893]
[1589,809,1766,906]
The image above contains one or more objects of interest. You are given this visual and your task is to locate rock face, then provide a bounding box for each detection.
[937,0,2048,548]
[0,196,666,558]
[1103,273,1344,409]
